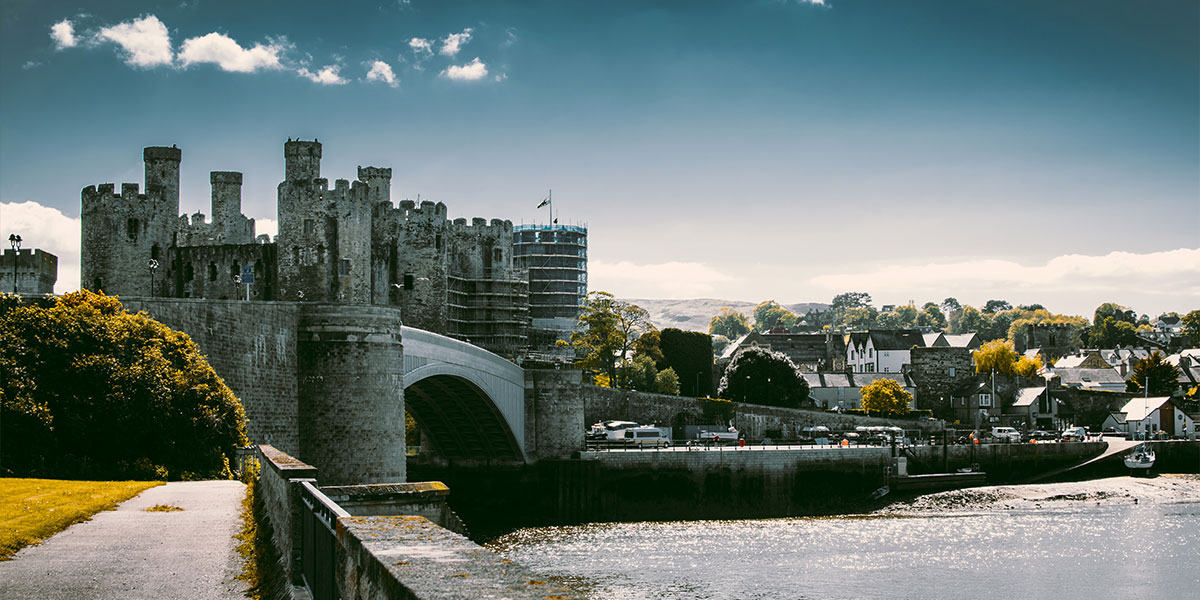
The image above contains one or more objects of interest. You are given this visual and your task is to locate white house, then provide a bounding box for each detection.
[846,330,926,374]
[1105,396,1195,439]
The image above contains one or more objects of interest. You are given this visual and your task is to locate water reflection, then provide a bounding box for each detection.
[488,503,1200,599]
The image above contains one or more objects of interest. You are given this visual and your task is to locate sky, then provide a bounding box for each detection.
[0,0,1197,319]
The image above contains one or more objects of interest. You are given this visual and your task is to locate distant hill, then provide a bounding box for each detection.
[623,298,830,334]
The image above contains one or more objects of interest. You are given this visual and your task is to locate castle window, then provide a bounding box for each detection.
[127,218,139,242]
[93,277,102,291]
[209,263,217,281]
[436,234,443,252]
[304,219,314,235]
[185,263,194,282]
[150,244,160,260]
[339,259,351,276]
[404,273,414,290]
[493,248,502,262]
[316,245,325,265]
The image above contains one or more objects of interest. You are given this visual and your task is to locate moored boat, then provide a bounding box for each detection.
[1123,443,1155,473]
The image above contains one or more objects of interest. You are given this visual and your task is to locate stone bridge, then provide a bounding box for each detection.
[401,326,528,463]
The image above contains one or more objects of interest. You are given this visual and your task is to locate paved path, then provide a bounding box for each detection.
[0,480,249,600]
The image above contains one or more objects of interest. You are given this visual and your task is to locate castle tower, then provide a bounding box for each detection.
[209,171,254,244]
[357,166,392,206]
[284,140,322,182]
[144,146,181,209]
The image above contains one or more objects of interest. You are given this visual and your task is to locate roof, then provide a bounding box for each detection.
[1023,348,1042,359]
[1052,367,1125,385]
[943,333,980,348]
[1119,396,1172,422]
[1013,387,1047,408]
[1106,411,1127,425]
[923,332,947,347]
[868,329,926,351]
[822,373,852,387]
[852,372,914,387]
[1055,355,1087,368]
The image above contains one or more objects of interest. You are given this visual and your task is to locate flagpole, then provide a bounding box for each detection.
[548,189,553,225]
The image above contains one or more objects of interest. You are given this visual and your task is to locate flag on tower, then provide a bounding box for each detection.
[537,196,550,208]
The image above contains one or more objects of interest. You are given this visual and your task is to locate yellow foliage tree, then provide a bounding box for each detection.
[1014,354,1042,378]
[973,339,1018,376]
[860,378,912,415]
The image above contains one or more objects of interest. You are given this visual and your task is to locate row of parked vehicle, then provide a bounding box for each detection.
[974,426,1089,444]
[585,420,742,448]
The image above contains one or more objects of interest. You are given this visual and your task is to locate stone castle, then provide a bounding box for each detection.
[81,140,531,354]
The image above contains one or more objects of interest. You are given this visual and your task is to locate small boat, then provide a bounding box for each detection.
[1123,443,1155,473]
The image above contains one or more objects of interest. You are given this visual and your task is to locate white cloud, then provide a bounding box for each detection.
[440,57,488,81]
[0,201,82,294]
[22,60,41,70]
[365,60,397,87]
[51,19,77,50]
[408,37,432,55]
[96,15,174,68]
[439,28,473,57]
[494,73,507,82]
[502,27,518,47]
[254,218,277,240]
[178,32,285,72]
[590,260,737,298]
[297,65,347,85]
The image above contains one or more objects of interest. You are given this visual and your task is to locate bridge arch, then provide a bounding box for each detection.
[401,327,527,463]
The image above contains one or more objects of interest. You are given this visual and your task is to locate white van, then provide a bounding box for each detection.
[623,426,671,448]
[991,427,1021,443]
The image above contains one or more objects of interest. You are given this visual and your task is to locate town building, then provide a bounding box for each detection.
[845,329,926,373]
[723,330,845,372]
[802,371,915,412]
[512,223,587,347]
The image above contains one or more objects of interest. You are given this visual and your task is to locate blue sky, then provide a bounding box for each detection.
[1,0,1197,317]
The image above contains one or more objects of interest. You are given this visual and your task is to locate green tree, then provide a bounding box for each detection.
[973,339,1018,376]
[717,346,810,408]
[955,305,987,335]
[0,290,248,479]
[655,367,680,395]
[708,306,751,340]
[1126,351,1181,397]
[572,291,653,388]
[1086,317,1137,348]
[659,328,714,397]
[941,297,962,313]
[831,292,872,311]
[983,299,1013,314]
[841,306,878,331]
[753,300,798,331]
[626,355,660,392]
[918,304,947,331]
[1094,302,1136,325]
[894,304,919,328]
[633,329,663,365]
[1181,310,1200,347]
[859,378,913,415]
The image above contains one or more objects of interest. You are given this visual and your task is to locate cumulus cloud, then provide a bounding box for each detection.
[440,57,488,81]
[365,60,397,87]
[590,260,737,299]
[50,19,77,50]
[96,15,174,68]
[439,28,473,57]
[178,32,286,72]
[0,201,82,294]
[408,37,432,56]
[297,64,347,85]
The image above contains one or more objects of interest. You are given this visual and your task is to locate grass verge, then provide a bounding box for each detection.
[0,478,163,560]
[234,459,287,600]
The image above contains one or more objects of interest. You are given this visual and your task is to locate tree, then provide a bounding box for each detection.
[708,306,751,340]
[626,355,660,392]
[1014,355,1042,378]
[894,304,919,328]
[717,346,809,408]
[840,306,878,331]
[955,305,987,335]
[973,339,1018,376]
[753,300,798,332]
[633,329,663,366]
[983,299,1013,314]
[1017,304,1046,311]
[1126,351,1181,397]
[655,367,680,395]
[572,291,653,388]
[1094,302,1136,325]
[918,304,947,331]
[1182,310,1200,347]
[831,292,872,311]
[941,297,962,313]
[1086,317,1137,348]
[659,328,714,397]
[0,290,248,479]
[860,378,913,415]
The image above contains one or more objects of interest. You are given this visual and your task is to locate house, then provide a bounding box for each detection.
[803,371,915,412]
[1008,386,1062,430]
[846,329,926,374]
[948,379,1004,428]
[1049,367,1127,393]
[720,330,846,372]
[1105,396,1196,439]
[943,333,982,350]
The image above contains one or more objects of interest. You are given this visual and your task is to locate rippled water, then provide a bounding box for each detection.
[487,501,1200,600]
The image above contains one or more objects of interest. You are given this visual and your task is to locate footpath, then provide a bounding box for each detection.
[0,480,248,600]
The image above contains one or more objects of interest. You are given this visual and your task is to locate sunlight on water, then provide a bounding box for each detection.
[488,503,1200,600]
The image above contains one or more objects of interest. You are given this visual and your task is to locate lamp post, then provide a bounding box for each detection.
[148,259,159,298]
[8,234,21,294]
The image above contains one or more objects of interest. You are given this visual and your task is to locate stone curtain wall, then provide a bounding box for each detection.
[122,297,302,454]
[525,369,585,461]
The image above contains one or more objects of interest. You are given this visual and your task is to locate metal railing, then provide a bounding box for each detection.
[300,481,350,600]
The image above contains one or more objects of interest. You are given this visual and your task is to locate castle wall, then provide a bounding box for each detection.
[910,346,975,414]
[0,248,57,295]
[167,243,276,300]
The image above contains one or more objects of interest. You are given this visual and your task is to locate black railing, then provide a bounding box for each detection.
[300,481,349,600]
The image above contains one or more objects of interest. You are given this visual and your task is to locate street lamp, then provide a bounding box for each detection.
[148,259,159,298]
[8,234,21,294]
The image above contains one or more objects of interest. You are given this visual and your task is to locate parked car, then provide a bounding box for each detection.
[623,426,671,448]
[1061,427,1087,442]
[1030,430,1058,441]
[587,420,640,442]
[991,427,1021,443]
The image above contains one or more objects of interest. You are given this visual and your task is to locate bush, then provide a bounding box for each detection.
[0,290,248,479]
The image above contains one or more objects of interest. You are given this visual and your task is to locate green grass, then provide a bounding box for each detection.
[0,478,163,560]
[234,459,287,600]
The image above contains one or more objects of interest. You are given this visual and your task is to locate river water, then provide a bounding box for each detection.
[487,476,1200,600]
